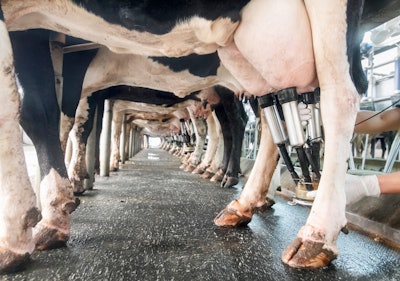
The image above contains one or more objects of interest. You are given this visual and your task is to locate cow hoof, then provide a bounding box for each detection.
[23,207,42,229]
[253,198,275,212]
[281,237,337,268]
[110,167,119,172]
[221,176,239,188]
[201,170,214,179]
[184,164,196,173]
[0,248,30,274]
[210,170,224,182]
[72,180,85,195]
[192,165,206,174]
[73,190,85,196]
[62,198,81,214]
[214,200,252,227]
[34,224,69,251]
[179,163,187,169]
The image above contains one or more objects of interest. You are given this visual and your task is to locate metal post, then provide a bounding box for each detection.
[367,51,375,99]
[84,106,98,190]
[100,100,113,176]
[49,32,65,110]
[395,46,400,93]
[120,113,127,164]
[252,117,260,160]
[383,130,400,173]
[129,124,134,158]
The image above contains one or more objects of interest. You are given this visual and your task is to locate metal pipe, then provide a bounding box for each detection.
[277,88,305,147]
[258,94,300,183]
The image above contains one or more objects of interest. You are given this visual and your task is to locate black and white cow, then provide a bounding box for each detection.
[1,0,399,273]
[57,45,245,192]
[66,82,246,192]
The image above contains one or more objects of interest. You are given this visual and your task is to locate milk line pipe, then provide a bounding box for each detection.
[258,94,300,184]
[180,118,190,145]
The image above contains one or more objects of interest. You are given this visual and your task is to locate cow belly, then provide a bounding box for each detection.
[229,0,317,95]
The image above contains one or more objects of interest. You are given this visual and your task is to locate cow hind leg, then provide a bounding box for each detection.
[281,0,359,268]
[220,88,248,188]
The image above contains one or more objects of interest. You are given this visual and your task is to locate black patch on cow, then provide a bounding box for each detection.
[10,29,69,179]
[72,0,249,34]
[346,0,368,95]
[62,46,99,118]
[149,52,220,77]
[0,5,4,21]
[104,85,200,106]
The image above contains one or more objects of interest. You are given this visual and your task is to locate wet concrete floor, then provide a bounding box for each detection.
[3,148,400,281]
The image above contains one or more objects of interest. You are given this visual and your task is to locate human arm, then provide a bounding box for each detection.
[354,107,400,134]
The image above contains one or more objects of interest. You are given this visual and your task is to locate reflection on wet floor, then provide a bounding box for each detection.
[147,152,160,160]
[5,148,400,281]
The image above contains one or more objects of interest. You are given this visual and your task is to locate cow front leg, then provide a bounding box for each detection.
[109,111,123,172]
[33,169,77,250]
[0,18,41,272]
[215,109,278,226]
[10,29,77,253]
[220,89,248,188]
[282,0,359,268]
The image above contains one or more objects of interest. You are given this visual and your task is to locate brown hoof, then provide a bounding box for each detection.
[210,171,224,182]
[179,163,187,170]
[184,164,196,173]
[192,166,205,175]
[253,198,275,213]
[0,248,30,273]
[214,200,253,227]
[62,198,80,214]
[72,179,85,195]
[281,237,337,268]
[34,224,69,251]
[202,170,214,179]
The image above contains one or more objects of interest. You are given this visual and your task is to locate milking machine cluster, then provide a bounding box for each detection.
[258,87,323,204]
[180,118,195,154]
[169,131,183,148]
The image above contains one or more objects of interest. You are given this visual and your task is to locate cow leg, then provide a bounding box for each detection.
[211,98,232,183]
[60,48,98,153]
[94,99,105,175]
[282,0,359,268]
[110,110,123,172]
[215,109,278,226]
[186,110,207,172]
[193,113,218,174]
[202,112,224,179]
[9,29,77,252]
[68,95,98,194]
[0,14,41,273]
[218,87,247,188]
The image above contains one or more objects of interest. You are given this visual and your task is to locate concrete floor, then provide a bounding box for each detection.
[3,148,400,281]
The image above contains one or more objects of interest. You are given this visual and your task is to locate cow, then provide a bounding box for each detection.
[191,107,222,176]
[57,44,245,192]
[0,6,42,273]
[179,107,208,172]
[1,0,398,273]
[67,83,246,193]
[7,29,78,256]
